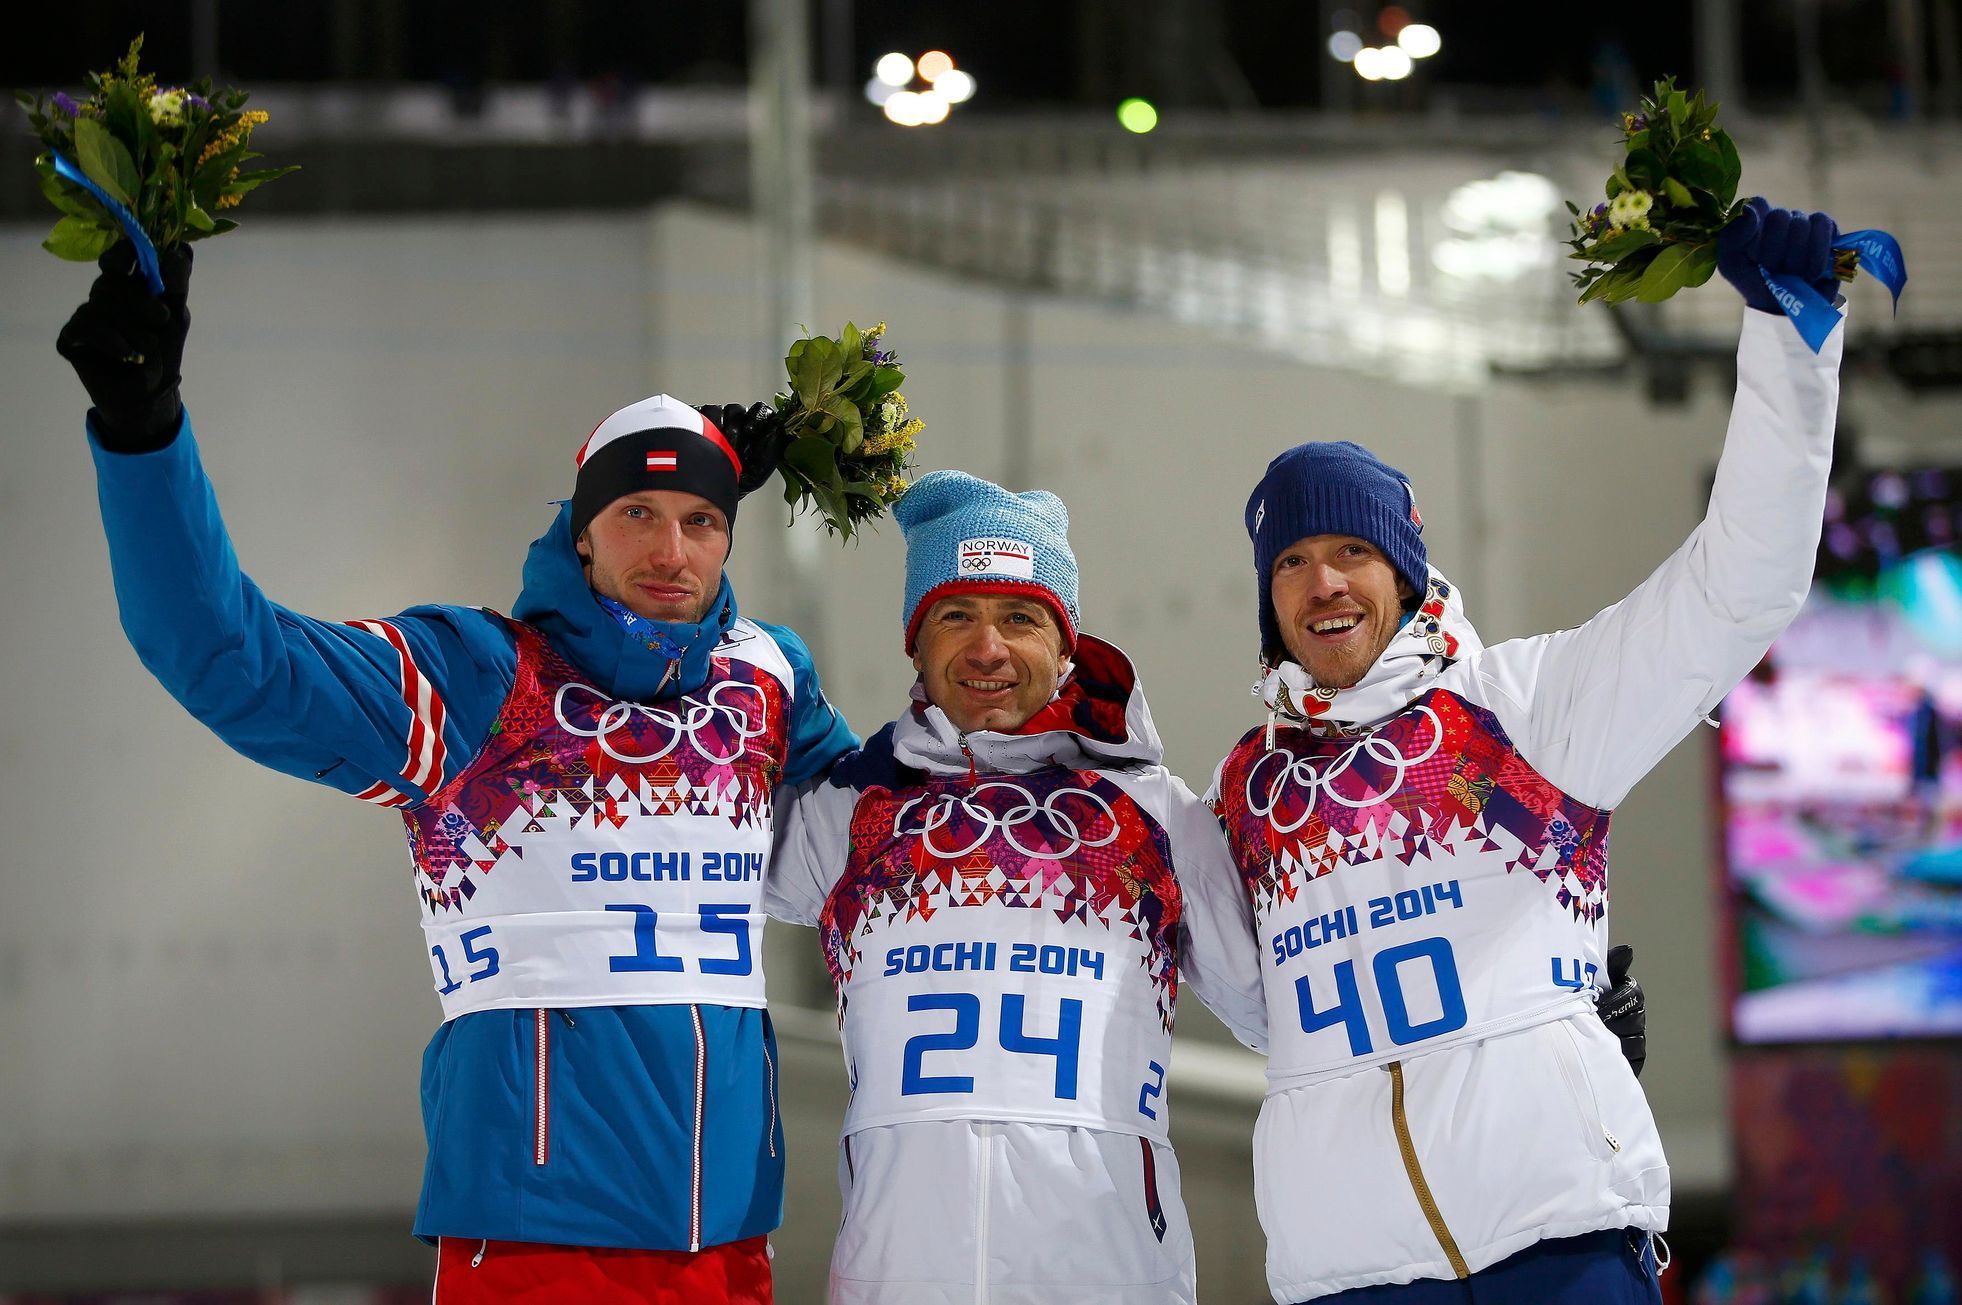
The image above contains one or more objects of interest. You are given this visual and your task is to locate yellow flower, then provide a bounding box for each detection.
[865,321,887,340]
[198,110,269,167]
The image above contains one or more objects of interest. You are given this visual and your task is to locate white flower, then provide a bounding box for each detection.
[1608,189,1654,228]
[879,400,900,427]
[148,89,186,126]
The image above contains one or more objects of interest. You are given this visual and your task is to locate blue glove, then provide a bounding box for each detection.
[1717,197,1840,315]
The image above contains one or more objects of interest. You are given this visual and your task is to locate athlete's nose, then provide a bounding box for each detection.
[963,621,1012,667]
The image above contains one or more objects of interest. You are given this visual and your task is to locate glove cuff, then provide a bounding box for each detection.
[90,394,185,455]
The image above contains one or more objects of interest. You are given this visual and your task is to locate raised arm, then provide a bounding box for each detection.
[64,246,512,808]
[1478,206,1845,811]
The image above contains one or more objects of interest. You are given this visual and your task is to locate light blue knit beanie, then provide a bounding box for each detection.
[896,470,1080,653]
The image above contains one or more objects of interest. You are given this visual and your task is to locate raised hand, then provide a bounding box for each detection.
[56,241,194,452]
[699,401,794,498]
[1717,197,1840,315]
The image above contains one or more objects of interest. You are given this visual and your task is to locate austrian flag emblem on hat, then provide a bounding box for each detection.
[646,451,678,472]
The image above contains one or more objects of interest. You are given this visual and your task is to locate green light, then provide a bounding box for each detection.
[1117,97,1159,134]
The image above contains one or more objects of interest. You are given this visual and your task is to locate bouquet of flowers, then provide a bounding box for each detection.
[1564,77,1787,305]
[772,321,921,540]
[16,36,295,288]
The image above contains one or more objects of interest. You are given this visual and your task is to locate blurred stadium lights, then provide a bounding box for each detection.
[1398,23,1442,59]
[1433,171,1562,283]
[937,69,978,104]
[1332,8,1439,80]
[872,49,970,126]
[1117,97,1160,133]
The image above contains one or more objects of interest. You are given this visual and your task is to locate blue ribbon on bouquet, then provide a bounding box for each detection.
[1758,228,1907,354]
[50,150,165,297]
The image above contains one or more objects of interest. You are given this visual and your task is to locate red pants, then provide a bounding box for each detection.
[435,1235,772,1304]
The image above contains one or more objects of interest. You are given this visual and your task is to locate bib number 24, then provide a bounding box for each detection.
[1297,935,1466,1054]
[902,992,1082,1099]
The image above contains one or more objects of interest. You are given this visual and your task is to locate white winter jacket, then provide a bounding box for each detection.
[768,636,1267,1304]
[1207,308,1843,1302]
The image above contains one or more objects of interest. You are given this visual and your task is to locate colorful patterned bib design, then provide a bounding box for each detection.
[403,619,791,1018]
[1214,688,1613,1085]
[818,768,1185,1139]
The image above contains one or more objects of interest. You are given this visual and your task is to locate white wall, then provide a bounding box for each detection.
[3,203,1952,1292]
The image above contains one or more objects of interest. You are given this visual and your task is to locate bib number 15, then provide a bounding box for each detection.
[1296,935,1467,1054]
[902,992,1082,1100]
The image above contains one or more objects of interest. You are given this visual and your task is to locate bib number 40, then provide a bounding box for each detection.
[902,992,1082,1099]
[1296,935,1467,1054]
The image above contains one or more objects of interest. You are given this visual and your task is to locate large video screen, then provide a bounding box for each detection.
[1721,467,1962,1043]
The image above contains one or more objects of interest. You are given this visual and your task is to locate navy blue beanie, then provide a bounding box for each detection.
[1245,441,1428,662]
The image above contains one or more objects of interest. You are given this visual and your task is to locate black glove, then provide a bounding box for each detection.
[56,241,194,453]
[1716,197,1840,316]
[1595,944,1646,1078]
[698,401,792,497]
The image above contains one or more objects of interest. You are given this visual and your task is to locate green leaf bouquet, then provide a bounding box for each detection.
[1565,77,1857,305]
[773,321,921,540]
[16,36,296,264]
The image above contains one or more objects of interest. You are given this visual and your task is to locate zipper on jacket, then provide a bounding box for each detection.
[958,732,979,784]
[974,1121,994,1299]
[690,1004,707,1252]
[533,1009,551,1167]
[761,1021,779,1160]
[1387,1061,1469,1279]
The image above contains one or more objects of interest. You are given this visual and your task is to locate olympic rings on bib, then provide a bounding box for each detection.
[893,782,1121,861]
[553,680,769,765]
[1245,705,1444,831]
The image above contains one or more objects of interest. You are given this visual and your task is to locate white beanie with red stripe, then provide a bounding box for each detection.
[569,394,745,540]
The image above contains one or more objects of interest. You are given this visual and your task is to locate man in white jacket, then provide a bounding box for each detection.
[767,471,1269,1304]
[1207,199,1848,1302]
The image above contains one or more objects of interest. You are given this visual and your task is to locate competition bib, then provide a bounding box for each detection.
[406,620,790,1019]
[1215,690,1611,1089]
[820,773,1182,1141]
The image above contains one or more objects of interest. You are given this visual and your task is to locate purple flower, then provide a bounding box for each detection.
[186,92,209,110]
[50,92,80,118]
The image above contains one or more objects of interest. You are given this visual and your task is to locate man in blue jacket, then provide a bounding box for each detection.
[57,245,856,1303]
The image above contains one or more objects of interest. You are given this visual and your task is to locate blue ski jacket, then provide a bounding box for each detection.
[88,411,857,1250]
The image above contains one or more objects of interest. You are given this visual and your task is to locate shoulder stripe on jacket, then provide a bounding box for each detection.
[346,618,450,804]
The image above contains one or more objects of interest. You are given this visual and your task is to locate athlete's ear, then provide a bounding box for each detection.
[575,529,592,564]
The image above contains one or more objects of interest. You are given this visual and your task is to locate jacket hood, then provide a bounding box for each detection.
[892,633,1162,777]
[511,500,737,702]
[1259,568,1482,734]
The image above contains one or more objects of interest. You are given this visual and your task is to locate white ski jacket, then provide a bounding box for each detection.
[1207,308,1843,1301]
[768,636,1267,1303]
